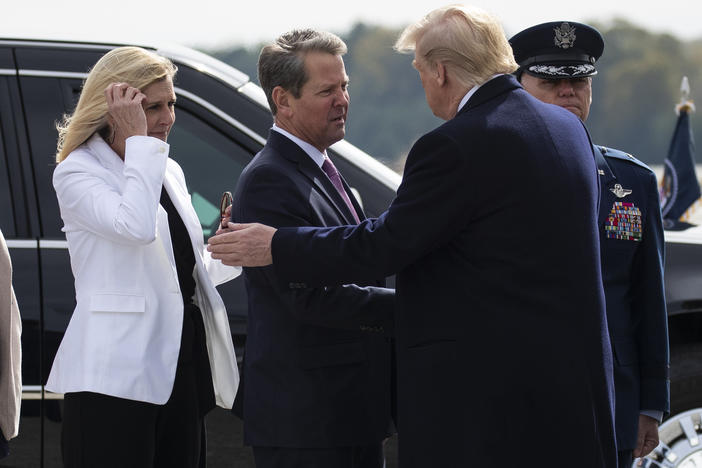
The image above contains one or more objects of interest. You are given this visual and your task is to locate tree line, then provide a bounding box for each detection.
[207,20,702,173]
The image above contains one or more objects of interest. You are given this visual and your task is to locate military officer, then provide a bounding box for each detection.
[510,21,670,467]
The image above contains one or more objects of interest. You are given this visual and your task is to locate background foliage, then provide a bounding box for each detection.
[208,20,702,173]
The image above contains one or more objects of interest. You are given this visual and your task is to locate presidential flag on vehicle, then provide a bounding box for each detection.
[660,77,700,230]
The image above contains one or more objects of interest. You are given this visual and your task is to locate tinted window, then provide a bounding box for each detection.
[19,72,261,240]
[0,48,13,69]
[0,78,15,234]
[174,64,272,140]
[18,76,82,239]
[15,47,106,73]
[168,107,257,237]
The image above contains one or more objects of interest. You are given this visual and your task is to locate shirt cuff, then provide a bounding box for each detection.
[640,409,664,423]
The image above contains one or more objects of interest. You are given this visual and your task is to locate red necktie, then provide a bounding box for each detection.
[322,157,361,223]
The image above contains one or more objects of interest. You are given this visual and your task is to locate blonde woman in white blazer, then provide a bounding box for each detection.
[46,47,240,468]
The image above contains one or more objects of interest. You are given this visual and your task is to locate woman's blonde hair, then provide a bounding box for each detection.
[55,46,177,163]
[395,5,517,89]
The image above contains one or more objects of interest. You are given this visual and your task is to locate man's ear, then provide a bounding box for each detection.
[272,86,292,117]
[435,62,447,87]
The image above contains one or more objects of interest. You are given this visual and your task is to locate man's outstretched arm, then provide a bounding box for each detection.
[208,222,275,267]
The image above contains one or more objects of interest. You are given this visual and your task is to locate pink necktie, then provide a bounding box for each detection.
[322,157,361,223]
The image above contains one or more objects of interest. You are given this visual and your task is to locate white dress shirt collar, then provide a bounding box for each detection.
[457,74,504,114]
[271,124,326,168]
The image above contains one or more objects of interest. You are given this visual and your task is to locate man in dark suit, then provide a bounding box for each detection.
[210,6,617,467]
[511,21,670,467]
[229,29,394,468]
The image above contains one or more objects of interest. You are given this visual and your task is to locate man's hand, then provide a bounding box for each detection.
[633,414,660,460]
[208,223,276,267]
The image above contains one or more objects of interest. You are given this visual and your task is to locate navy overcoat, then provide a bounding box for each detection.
[273,75,617,467]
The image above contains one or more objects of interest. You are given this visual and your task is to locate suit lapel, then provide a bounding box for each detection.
[163,167,202,249]
[86,134,176,274]
[158,167,203,292]
[87,135,180,289]
[593,144,618,228]
[593,144,617,188]
[268,131,360,224]
[86,134,128,192]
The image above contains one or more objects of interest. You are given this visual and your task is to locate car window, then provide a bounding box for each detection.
[167,107,255,238]
[19,74,258,241]
[0,138,14,235]
[18,76,82,239]
[0,78,15,235]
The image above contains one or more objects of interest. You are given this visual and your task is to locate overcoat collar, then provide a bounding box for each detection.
[458,74,521,116]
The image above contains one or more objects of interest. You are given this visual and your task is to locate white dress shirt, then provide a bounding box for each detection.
[272,124,326,167]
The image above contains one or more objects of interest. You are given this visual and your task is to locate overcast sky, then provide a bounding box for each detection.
[3,0,701,50]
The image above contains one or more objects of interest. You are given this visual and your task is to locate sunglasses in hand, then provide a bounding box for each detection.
[220,191,233,229]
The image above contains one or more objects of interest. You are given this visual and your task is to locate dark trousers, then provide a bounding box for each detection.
[253,443,384,468]
[0,428,8,459]
[61,305,214,468]
[619,450,633,468]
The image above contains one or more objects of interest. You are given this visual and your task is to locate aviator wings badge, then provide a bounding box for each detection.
[610,183,632,198]
[554,22,576,49]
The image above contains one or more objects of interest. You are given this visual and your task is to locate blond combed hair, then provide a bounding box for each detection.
[55,46,177,163]
[394,4,517,89]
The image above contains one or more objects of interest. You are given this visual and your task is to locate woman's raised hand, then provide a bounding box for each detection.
[105,83,147,139]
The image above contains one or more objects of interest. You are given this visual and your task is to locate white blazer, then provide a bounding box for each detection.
[46,134,240,408]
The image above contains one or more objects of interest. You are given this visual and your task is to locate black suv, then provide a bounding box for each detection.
[3,37,702,468]
[0,37,399,467]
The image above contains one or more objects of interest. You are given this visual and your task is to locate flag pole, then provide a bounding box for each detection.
[677,76,696,115]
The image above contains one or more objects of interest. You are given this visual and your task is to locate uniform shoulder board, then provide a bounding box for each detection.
[596,145,653,173]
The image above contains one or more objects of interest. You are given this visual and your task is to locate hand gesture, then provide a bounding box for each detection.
[105,83,147,141]
[633,414,659,460]
[208,223,276,267]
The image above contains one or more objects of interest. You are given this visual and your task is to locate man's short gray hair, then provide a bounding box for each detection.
[258,29,347,115]
[395,5,517,89]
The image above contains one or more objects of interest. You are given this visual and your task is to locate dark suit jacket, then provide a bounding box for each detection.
[595,144,670,450]
[272,75,618,467]
[233,130,394,448]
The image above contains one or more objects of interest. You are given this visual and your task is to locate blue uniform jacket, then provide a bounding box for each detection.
[272,75,618,467]
[594,144,670,450]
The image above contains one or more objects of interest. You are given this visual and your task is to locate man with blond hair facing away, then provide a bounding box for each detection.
[209,6,617,466]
